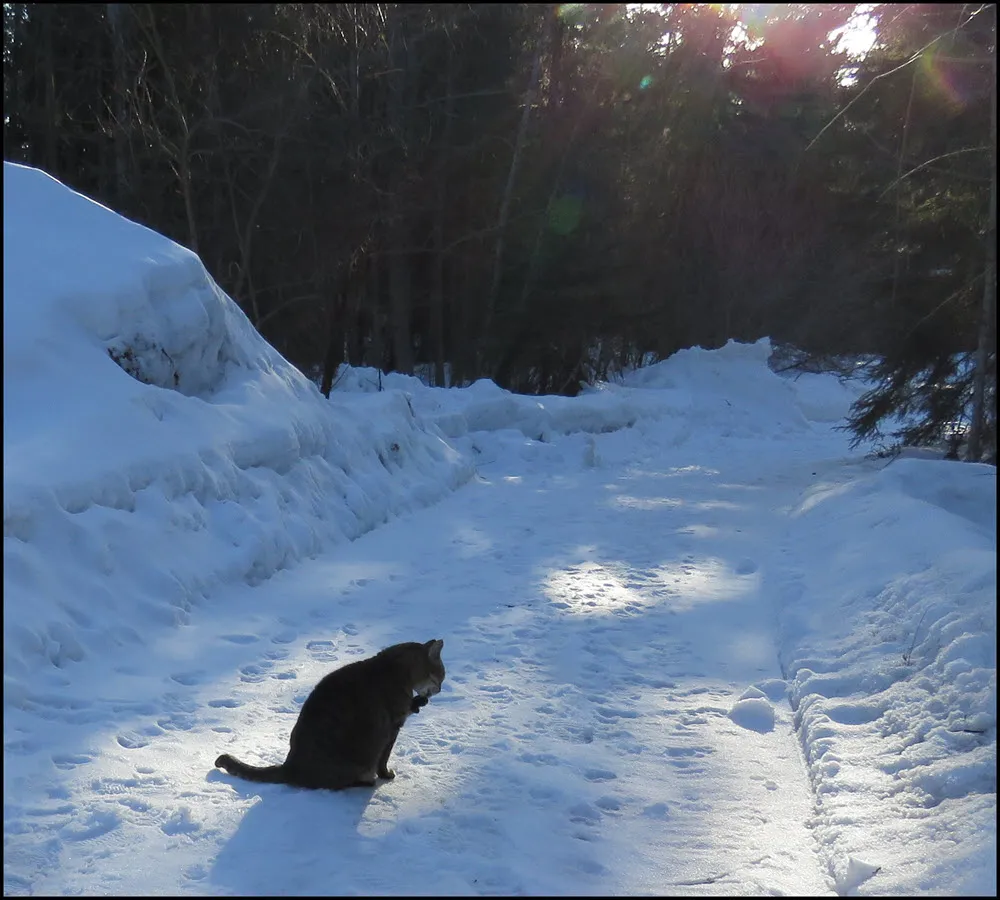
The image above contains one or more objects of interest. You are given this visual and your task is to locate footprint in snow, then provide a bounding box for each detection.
[169,671,204,686]
[116,732,149,749]
[184,864,208,883]
[664,746,712,759]
[220,634,259,644]
[479,684,511,695]
[157,713,196,731]
[596,706,639,721]
[578,858,607,876]
[208,698,242,708]
[668,759,705,773]
[61,809,122,841]
[735,558,759,575]
[161,807,201,835]
[271,630,297,644]
[566,725,595,744]
[52,752,94,769]
[306,640,336,658]
[528,784,562,803]
[240,663,269,682]
[568,801,602,824]
[583,767,617,782]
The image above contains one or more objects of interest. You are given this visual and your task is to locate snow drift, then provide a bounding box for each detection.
[3,162,471,687]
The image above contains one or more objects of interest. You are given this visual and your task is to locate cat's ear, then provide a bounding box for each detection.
[426,638,444,659]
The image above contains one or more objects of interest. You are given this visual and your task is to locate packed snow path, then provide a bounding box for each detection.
[5,427,848,896]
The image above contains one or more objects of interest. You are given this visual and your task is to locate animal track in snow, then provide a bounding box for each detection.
[61,808,122,841]
[664,745,713,759]
[52,752,94,769]
[596,706,640,721]
[161,807,201,835]
[568,801,602,824]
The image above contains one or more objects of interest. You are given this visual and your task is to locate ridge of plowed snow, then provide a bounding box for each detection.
[334,337,858,446]
[3,162,472,686]
[777,457,996,895]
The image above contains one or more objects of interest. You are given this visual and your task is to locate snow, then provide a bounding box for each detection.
[3,162,996,896]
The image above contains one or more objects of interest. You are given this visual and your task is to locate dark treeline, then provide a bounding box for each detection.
[3,3,995,459]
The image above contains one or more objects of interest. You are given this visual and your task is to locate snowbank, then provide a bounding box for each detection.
[777,455,996,894]
[3,163,471,687]
[334,338,846,452]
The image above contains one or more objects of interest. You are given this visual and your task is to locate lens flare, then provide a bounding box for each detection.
[548,195,583,236]
[639,75,654,90]
[919,50,975,111]
[556,4,587,24]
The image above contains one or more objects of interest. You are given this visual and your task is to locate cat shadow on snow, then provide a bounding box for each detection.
[206,774,379,893]
[207,639,445,892]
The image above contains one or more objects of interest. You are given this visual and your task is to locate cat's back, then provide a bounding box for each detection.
[300,640,445,719]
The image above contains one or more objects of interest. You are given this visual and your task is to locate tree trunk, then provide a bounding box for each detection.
[368,244,385,373]
[430,32,455,387]
[107,3,130,208]
[387,215,414,374]
[481,31,545,356]
[41,4,58,174]
[385,7,414,375]
[967,53,997,463]
[319,293,344,398]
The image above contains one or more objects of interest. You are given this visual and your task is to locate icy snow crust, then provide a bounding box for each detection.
[4,163,996,896]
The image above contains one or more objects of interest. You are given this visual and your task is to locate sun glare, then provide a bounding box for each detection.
[631,3,880,63]
[831,4,879,58]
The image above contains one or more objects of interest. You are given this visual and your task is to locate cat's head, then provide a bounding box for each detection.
[412,638,446,698]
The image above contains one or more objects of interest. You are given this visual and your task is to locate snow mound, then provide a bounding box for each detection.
[334,338,850,458]
[778,456,996,895]
[881,457,996,537]
[729,696,776,732]
[3,163,471,686]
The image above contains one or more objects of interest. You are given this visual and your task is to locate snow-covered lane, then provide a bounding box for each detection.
[5,427,837,896]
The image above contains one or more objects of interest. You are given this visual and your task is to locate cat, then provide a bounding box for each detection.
[215,638,445,790]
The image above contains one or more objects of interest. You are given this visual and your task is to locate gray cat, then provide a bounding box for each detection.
[215,639,445,790]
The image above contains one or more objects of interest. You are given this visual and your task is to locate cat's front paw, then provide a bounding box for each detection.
[378,768,396,780]
[411,695,429,714]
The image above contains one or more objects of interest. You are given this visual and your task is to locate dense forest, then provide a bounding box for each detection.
[3,3,995,460]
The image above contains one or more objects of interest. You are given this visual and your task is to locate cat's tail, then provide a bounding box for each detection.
[215,752,289,784]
